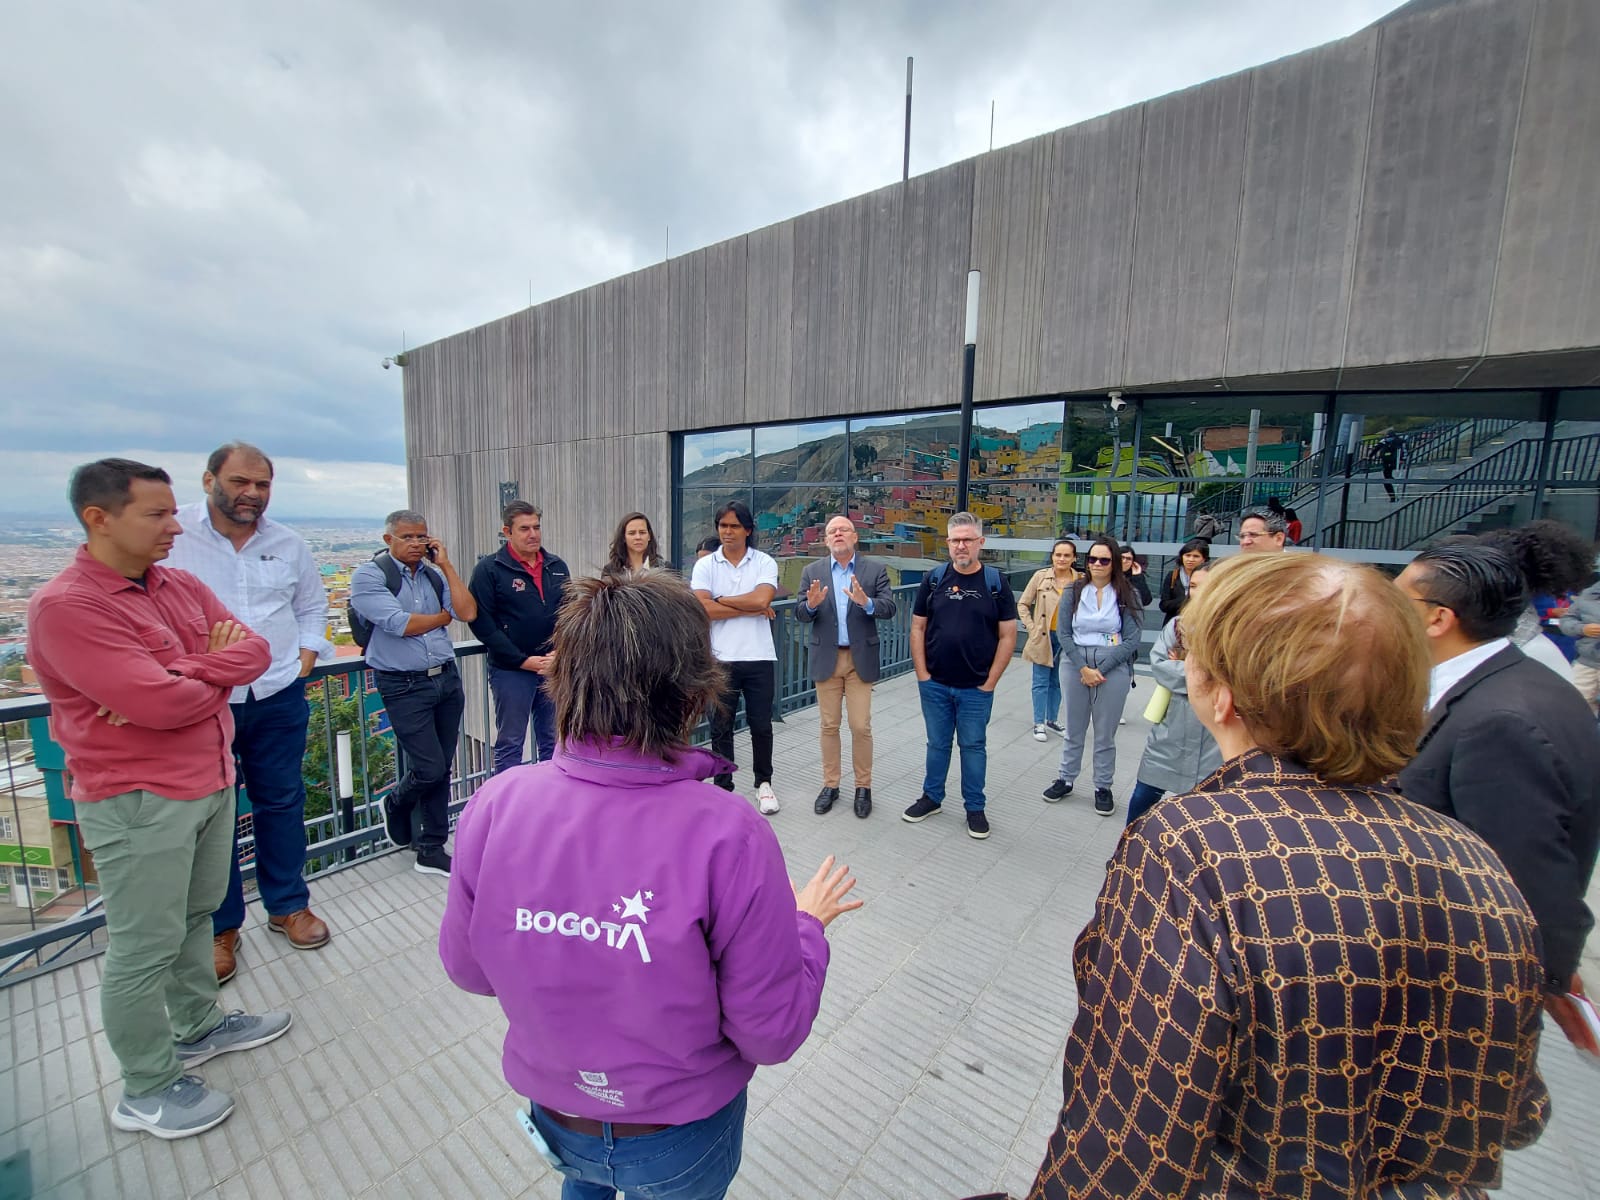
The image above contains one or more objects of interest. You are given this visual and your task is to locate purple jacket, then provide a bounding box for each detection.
[439,739,830,1124]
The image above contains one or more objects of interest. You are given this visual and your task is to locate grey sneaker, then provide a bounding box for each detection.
[175,1009,293,1068]
[111,1074,235,1139]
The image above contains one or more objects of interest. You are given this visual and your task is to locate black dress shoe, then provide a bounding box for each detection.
[814,787,839,814]
[853,787,872,818]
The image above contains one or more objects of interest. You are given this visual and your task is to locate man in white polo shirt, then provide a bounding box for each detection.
[691,501,781,814]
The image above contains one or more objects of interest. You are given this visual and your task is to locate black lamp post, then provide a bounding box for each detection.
[955,270,981,514]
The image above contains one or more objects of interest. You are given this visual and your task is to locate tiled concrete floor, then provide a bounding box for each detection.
[2,669,1597,1199]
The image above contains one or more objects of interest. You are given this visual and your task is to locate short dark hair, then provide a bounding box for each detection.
[1410,540,1527,642]
[69,459,171,530]
[1239,507,1287,535]
[1480,520,1598,595]
[548,571,727,761]
[697,536,720,554]
[205,442,274,478]
[502,500,541,528]
[713,501,757,547]
[1178,537,1212,563]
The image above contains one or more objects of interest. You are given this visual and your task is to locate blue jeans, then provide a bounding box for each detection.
[214,681,311,934]
[489,665,556,775]
[918,679,995,812]
[530,1089,747,1200]
[1126,780,1165,826]
[1030,633,1062,724]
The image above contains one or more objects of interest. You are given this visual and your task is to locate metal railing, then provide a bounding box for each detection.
[1,587,927,982]
[1330,434,1600,550]
[0,643,495,981]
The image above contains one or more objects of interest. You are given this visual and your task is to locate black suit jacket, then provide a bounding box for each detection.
[1397,643,1600,984]
[794,555,897,683]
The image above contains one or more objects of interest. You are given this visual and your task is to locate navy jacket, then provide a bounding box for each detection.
[467,546,571,670]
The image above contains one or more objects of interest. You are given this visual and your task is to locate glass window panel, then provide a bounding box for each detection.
[753,421,848,484]
[849,411,961,482]
[681,430,752,487]
[965,479,1061,540]
[677,488,748,566]
[970,401,1064,481]
[1138,396,1324,482]
[752,486,845,571]
[1555,388,1600,424]
[1540,486,1600,547]
[847,484,955,565]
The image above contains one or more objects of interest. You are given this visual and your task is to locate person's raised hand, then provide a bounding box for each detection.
[794,855,863,928]
[805,578,828,610]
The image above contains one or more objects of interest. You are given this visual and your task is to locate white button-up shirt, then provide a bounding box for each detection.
[1425,637,1509,713]
[167,502,333,702]
[690,546,779,662]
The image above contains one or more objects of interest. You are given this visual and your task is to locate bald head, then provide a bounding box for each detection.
[825,516,859,562]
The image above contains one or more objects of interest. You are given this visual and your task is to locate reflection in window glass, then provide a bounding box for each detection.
[847,484,955,563]
[753,486,845,564]
[970,402,1064,481]
[754,421,848,483]
[678,488,749,565]
[849,411,961,482]
[968,480,1061,539]
[681,430,752,487]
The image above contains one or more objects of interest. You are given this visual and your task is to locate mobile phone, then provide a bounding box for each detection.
[515,1108,566,1171]
[425,544,438,562]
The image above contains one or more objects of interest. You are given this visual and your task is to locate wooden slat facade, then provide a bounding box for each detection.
[404,0,1600,579]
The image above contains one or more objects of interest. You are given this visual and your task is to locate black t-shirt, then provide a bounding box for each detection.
[913,565,1019,688]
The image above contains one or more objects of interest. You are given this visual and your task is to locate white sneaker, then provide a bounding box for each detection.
[757,783,780,815]
[1032,724,1048,742]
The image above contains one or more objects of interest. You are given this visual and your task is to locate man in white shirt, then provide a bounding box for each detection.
[690,501,781,814]
[166,443,333,981]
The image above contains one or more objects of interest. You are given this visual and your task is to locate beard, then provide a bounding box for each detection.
[211,485,263,526]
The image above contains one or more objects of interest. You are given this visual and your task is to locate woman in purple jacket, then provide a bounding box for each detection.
[440,569,861,1200]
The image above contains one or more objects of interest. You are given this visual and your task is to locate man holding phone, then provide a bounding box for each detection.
[350,509,477,876]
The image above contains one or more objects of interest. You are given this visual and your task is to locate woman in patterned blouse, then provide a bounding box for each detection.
[1023,552,1549,1200]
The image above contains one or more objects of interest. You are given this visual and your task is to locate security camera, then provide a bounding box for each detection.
[1107,389,1127,412]
[381,357,393,370]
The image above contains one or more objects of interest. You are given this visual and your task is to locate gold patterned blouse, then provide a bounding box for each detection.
[1029,752,1548,1200]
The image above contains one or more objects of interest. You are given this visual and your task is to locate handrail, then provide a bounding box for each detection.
[1332,434,1600,550]
[1,586,928,982]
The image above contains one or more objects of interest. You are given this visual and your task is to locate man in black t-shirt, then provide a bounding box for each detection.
[903,512,1019,840]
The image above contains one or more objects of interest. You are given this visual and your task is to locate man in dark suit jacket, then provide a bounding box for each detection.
[1396,541,1600,1010]
[795,517,898,818]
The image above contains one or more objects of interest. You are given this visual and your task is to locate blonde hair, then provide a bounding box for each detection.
[1180,554,1427,785]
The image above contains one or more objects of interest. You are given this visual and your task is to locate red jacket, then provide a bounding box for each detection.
[27,548,271,802]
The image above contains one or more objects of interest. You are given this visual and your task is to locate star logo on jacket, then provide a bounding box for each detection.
[620,890,651,923]
[512,577,527,592]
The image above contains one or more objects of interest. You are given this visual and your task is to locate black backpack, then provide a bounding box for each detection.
[349,551,446,650]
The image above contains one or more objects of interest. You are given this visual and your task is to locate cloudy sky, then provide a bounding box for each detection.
[2,0,1398,519]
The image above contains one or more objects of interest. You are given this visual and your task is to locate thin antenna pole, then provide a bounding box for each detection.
[903,57,913,182]
[989,101,995,151]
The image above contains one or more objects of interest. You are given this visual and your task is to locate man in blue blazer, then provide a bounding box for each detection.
[795,517,898,818]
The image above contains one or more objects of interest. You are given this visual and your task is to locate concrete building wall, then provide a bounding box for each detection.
[403,0,1600,574]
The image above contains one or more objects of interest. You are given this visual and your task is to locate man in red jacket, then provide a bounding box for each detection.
[27,459,292,1140]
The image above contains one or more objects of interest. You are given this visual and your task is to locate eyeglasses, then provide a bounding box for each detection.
[1086,555,1112,566]
[394,534,431,542]
[948,536,979,545]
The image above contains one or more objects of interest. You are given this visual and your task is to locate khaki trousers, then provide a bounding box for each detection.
[817,647,874,788]
[74,787,232,1096]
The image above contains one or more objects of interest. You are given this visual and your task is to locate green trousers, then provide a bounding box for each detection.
[75,787,232,1096]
